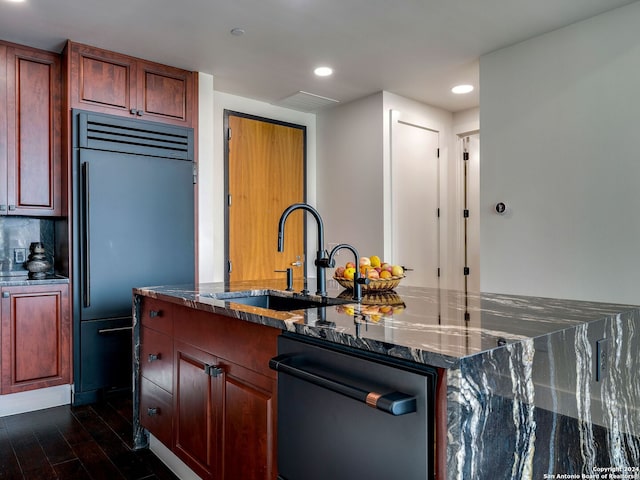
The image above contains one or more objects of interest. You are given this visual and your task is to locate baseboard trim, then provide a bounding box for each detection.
[149,434,202,480]
[0,384,71,417]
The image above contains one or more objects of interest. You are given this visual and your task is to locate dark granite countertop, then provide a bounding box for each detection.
[133,278,637,369]
[0,274,69,286]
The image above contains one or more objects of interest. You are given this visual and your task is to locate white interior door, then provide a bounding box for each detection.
[390,115,440,288]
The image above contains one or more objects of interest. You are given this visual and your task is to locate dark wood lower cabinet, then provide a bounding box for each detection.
[0,284,70,394]
[137,298,279,480]
[221,360,276,480]
[173,340,218,480]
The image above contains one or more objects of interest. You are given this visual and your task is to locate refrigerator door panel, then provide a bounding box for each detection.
[79,149,194,321]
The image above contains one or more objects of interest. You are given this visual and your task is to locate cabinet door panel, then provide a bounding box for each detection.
[0,45,7,209]
[140,63,193,125]
[222,362,277,480]
[70,43,136,115]
[174,341,218,480]
[1,284,70,394]
[5,46,61,215]
[81,56,131,108]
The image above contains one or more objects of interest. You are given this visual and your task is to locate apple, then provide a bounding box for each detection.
[345,261,356,269]
[391,265,404,277]
[335,266,345,277]
[343,267,356,280]
[375,267,382,273]
[381,262,392,272]
[367,268,380,280]
[379,270,392,279]
[359,257,371,267]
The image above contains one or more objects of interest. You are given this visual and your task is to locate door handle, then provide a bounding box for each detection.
[81,162,91,308]
[269,354,417,416]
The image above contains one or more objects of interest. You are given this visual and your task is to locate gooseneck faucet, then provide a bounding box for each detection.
[277,203,329,297]
[323,243,369,302]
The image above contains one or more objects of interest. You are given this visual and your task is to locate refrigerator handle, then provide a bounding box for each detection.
[82,162,91,308]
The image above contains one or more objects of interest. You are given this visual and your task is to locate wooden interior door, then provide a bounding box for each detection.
[226,112,305,283]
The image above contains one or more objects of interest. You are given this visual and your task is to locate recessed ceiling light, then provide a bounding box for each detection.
[6,0,26,3]
[230,28,245,36]
[451,84,474,94]
[314,66,333,77]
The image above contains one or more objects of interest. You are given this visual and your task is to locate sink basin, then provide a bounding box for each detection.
[216,292,351,311]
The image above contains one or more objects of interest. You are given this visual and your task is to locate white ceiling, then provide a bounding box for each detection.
[1,0,637,113]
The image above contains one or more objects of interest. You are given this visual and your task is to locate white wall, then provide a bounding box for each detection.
[198,90,316,282]
[316,91,461,287]
[197,73,215,283]
[480,2,640,304]
[316,92,384,260]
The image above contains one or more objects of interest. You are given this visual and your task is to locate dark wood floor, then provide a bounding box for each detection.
[0,392,178,480]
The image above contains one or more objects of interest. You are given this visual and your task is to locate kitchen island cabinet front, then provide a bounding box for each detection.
[134,282,640,480]
[136,298,279,480]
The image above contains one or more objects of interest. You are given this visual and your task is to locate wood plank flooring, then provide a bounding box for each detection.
[0,393,178,480]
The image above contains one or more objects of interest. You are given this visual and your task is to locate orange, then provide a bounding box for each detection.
[379,270,392,279]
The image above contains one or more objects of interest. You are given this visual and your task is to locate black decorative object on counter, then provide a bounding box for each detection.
[26,241,51,279]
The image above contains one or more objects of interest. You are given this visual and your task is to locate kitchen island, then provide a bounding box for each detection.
[132,279,640,480]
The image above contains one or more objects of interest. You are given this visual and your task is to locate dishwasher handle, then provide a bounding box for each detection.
[269,354,416,416]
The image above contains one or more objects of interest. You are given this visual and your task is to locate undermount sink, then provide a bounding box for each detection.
[215,291,351,312]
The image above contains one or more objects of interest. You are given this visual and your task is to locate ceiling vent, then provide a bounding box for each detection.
[273,91,339,113]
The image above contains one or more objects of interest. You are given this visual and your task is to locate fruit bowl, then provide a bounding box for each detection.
[333,274,405,292]
[336,290,405,306]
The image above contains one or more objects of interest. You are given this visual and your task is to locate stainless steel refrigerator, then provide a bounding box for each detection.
[72,110,195,405]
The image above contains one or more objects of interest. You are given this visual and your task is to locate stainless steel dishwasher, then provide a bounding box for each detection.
[270,334,436,480]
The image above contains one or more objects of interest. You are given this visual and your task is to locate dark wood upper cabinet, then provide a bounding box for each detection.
[1,42,62,216]
[67,42,196,127]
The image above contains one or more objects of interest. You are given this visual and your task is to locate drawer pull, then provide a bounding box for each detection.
[149,310,162,318]
[148,353,161,362]
[147,407,159,416]
[97,326,133,334]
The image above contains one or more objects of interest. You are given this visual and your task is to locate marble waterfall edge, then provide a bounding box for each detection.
[447,309,640,479]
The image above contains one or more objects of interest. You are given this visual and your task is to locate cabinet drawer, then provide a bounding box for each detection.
[140,377,173,446]
[140,298,173,335]
[140,326,173,393]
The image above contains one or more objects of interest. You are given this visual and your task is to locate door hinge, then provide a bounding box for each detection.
[464,311,470,321]
[192,164,198,184]
[437,148,440,158]
[463,152,469,161]
[227,128,232,141]
[204,364,224,377]
[437,268,440,277]
[227,194,232,206]
[463,209,469,218]
[228,260,232,273]
[463,267,470,276]
[437,208,440,218]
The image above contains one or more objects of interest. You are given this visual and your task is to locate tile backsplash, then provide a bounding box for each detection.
[0,217,54,275]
